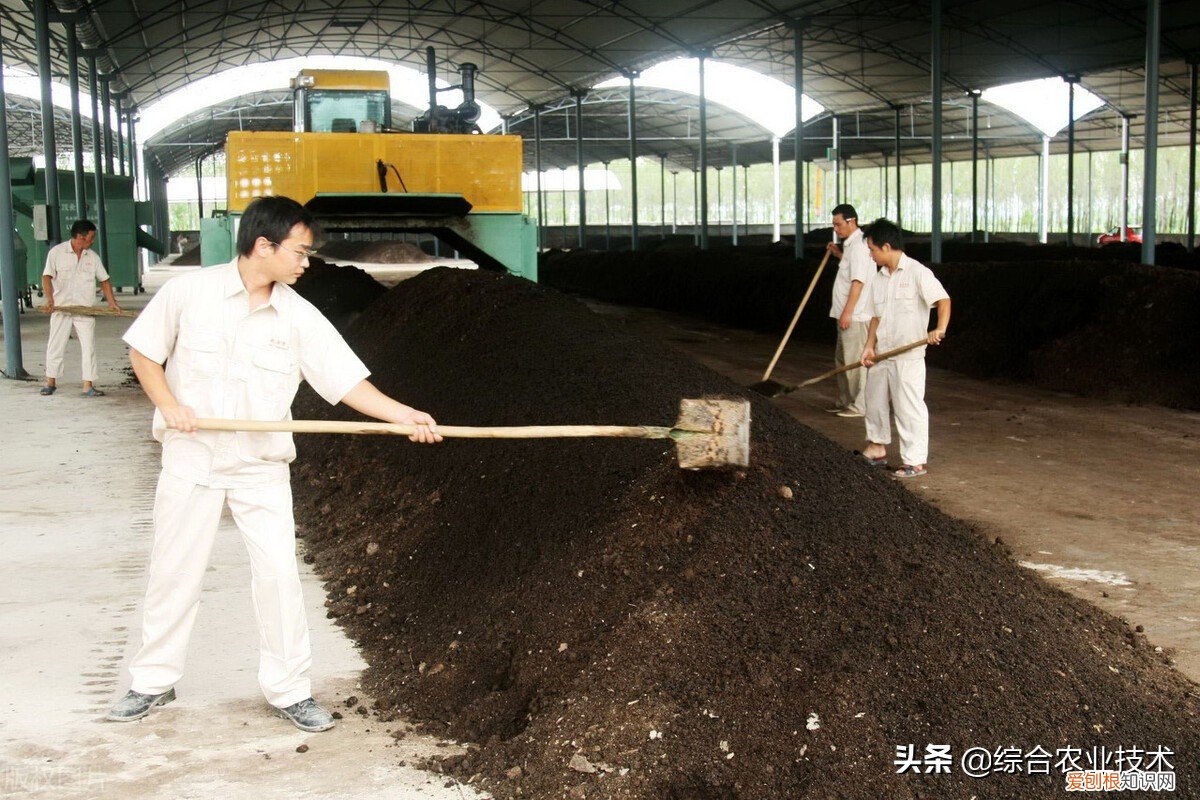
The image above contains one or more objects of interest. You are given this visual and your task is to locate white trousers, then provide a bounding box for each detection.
[128,471,313,709]
[864,358,930,466]
[834,321,870,413]
[45,312,97,382]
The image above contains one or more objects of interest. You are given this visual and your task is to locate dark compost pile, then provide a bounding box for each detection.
[291,268,1198,799]
[292,257,386,330]
[540,247,1200,410]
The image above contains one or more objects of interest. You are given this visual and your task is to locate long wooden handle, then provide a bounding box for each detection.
[38,304,138,318]
[760,249,832,382]
[195,418,674,440]
[798,337,932,388]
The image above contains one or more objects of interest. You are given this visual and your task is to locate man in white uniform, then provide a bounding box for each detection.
[858,218,951,479]
[40,220,121,397]
[824,204,874,418]
[110,196,442,732]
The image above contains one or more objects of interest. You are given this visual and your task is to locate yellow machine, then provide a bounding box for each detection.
[207,57,537,279]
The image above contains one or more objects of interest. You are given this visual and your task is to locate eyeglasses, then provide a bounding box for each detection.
[270,241,320,260]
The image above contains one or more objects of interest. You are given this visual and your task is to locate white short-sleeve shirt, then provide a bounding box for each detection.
[122,260,371,488]
[42,241,110,307]
[829,228,875,322]
[869,253,950,360]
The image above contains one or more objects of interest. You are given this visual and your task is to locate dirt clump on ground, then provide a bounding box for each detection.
[291,257,386,330]
[290,267,1198,799]
[540,247,1200,409]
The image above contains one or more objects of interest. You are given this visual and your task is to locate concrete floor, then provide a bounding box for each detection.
[2,265,1196,797]
[0,267,483,799]
[586,300,1200,683]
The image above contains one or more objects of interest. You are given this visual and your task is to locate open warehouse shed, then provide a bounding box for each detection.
[1,1,1198,798]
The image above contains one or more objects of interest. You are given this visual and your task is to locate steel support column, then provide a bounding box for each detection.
[1120,115,1130,241]
[0,41,29,378]
[34,0,61,242]
[743,164,749,240]
[831,116,840,212]
[66,21,86,218]
[771,136,781,241]
[628,75,639,250]
[894,106,902,227]
[731,143,739,245]
[534,106,544,249]
[1067,77,1076,246]
[1142,0,1160,265]
[86,54,108,266]
[574,90,585,248]
[931,0,943,262]
[698,55,709,249]
[971,91,979,241]
[715,168,722,237]
[195,155,204,223]
[1087,149,1094,239]
[1186,61,1197,252]
[100,77,114,175]
[793,21,805,258]
[660,154,667,239]
[116,94,125,177]
[986,151,993,242]
[128,110,139,198]
[603,161,611,248]
[672,170,678,233]
[1039,135,1050,243]
[883,150,889,212]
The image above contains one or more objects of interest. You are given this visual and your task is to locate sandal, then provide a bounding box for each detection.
[892,465,928,479]
[81,387,106,397]
[853,450,888,467]
[39,385,56,396]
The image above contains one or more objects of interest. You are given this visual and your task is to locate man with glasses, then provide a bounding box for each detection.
[111,195,442,732]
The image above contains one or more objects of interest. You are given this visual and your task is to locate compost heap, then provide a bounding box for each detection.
[541,248,1200,410]
[292,257,386,330]
[317,239,434,264]
[291,268,1198,799]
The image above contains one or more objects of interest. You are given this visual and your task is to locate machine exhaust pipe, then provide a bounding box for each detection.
[426,46,439,129]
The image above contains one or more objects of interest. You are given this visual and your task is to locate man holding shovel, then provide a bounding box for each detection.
[824,204,874,418]
[110,195,442,732]
[858,218,950,479]
[40,220,121,397]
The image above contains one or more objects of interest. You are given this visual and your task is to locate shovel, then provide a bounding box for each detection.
[38,304,138,318]
[748,249,832,396]
[775,337,932,395]
[194,397,750,470]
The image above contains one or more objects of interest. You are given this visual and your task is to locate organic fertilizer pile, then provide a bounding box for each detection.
[541,248,1200,409]
[173,242,202,266]
[291,268,1197,799]
[318,239,434,263]
[292,257,386,330]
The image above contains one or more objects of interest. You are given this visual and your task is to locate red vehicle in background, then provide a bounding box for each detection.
[1097,226,1142,245]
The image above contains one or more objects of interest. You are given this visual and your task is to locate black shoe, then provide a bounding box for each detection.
[106,688,176,721]
[274,698,336,732]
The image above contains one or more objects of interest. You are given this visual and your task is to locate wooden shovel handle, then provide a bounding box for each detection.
[760,248,832,382]
[798,337,932,388]
[195,418,673,440]
[38,304,138,318]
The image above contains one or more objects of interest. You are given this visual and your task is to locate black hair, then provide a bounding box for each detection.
[70,219,97,237]
[236,196,318,257]
[864,217,904,251]
[831,203,857,222]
